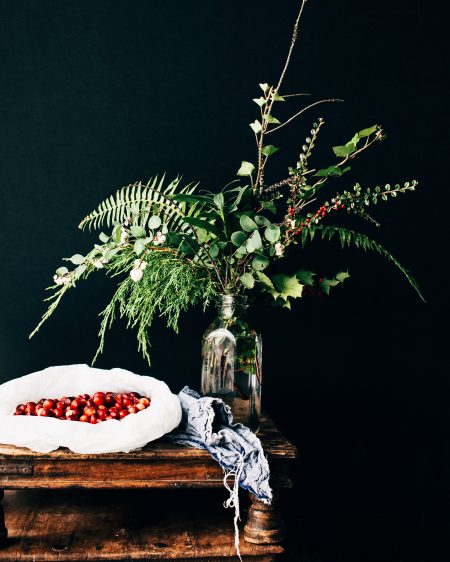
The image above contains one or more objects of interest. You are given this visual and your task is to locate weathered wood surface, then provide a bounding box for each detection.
[0,414,298,490]
[0,490,7,548]
[0,489,284,561]
[0,413,297,460]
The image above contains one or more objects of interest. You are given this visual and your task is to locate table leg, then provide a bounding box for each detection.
[0,490,7,548]
[244,491,285,545]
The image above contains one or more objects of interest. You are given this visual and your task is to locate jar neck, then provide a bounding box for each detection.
[217,294,248,320]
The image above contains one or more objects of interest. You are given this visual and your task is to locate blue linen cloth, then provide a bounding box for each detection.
[166,386,272,558]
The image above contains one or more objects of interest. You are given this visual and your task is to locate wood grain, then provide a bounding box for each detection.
[0,489,284,560]
[0,413,298,460]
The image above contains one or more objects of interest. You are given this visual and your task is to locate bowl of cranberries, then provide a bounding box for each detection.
[0,364,182,453]
[14,391,151,424]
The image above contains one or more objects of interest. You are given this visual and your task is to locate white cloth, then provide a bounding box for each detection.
[0,364,181,454]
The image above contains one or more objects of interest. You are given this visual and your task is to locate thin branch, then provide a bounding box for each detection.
[267,99,343,134]
[282,92,311,98]
[276,0,309,93]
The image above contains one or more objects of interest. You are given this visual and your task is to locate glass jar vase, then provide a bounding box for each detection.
[201,294,262,432]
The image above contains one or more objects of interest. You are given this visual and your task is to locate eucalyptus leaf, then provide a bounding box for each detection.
[65,254,85,265]
[246,230,262,252]
[259,83,269,93]
[231,231,247,246]
[56,267,69,276]
[252,255,269,271]
[255,215,271,227]
[240,215,258,232]
[130,225,146,238]
[264,224,280,243]
[148,216,162,230]
[209,244,219,258]
[134,239,146,255]
[99,232,109,243]
[74,264,87,279]
[240,273,255,289]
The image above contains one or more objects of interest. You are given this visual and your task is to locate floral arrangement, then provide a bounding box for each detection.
[30,1,422,363]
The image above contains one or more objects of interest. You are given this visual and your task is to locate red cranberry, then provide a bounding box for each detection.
[79,414,89,423]
[83,406,96,417]
[93,392,106,406]
[122,395,133,407]
[128,406,138,414]
[25,402,37,414]
[65,408,78,419]
[71,398,83,410]
[135,402,146,411]
[89,415,98,424]
[97,409,107,421]
[119,409,129,419]
[139,397,150,408]
[105,393,116,407]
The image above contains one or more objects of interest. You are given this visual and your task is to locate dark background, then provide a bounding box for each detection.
[0,0,448,559]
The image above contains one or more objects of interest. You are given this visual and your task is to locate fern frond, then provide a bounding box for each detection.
[306,225,425,301]
[78,175,199,232]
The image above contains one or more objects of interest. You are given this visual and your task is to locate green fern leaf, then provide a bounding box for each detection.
[310,225,425,301]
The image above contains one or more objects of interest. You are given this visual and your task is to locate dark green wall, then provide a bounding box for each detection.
[0,0,447,554]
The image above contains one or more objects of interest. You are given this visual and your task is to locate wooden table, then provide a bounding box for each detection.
[0,414,297,561]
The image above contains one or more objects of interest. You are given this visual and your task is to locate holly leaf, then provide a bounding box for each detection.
[255,271,274,289]
[296,269,315,285]
[335,271,351,282]
[272,274,304,302]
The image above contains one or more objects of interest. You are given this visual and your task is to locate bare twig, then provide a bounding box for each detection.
[267,99,342,134]
[276,0,309,93]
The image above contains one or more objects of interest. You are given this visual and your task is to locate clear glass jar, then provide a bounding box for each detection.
[201,294,262,432]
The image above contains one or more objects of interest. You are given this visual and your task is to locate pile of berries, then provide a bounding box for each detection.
[14,392,151,424]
